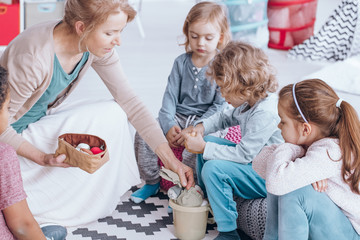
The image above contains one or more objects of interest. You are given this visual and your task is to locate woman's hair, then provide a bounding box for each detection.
[182,1,231,52]
[207,41,277,103]
[0,66,9,110]
[63,0,136,46]
[279,79,360,194]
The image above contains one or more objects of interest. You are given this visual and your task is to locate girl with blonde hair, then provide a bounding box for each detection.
[253,79,360,239]
[131,1,231,203]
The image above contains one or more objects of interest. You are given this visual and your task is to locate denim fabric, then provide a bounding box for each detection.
[264,185,360,240]
[197,136,266,232]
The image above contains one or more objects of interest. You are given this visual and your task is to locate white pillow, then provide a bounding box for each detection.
[303,55,360,95]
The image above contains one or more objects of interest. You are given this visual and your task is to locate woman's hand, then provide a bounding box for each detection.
[166,158,195,189]
[184,131,206,154]
[43,154,71,168]
[166,125,182,148]
[312,179,328,192]
[155,142,194,189]
[17,141,71,167]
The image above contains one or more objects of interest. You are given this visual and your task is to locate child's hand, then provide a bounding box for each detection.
[181,126,194,135]
[178,126,194,146]
[184,131,206,154]
[193,123,205,136]
[312,179,328,192]
[166,125,182,148]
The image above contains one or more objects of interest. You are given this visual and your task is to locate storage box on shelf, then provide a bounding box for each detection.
[222,0,269,48]
[267,0,318,50]
[24,0,65,29]
[0,1,20,46]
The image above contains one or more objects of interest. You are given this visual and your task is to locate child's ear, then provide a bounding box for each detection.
[302,122,312,136]
[218,33,224,44]
[75,21,86,36]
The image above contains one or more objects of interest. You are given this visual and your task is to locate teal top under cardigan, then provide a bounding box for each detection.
[12,52,89,133]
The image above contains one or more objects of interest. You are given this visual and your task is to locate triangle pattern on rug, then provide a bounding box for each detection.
[288,0,360,62]
[65,186,218,240]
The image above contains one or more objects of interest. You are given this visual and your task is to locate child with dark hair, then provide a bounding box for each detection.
[0,66,66,240]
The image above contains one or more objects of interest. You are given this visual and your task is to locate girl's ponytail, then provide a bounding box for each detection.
[336,101,360,194]
[279,79,360,194]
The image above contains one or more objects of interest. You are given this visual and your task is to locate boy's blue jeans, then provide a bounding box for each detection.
[264,185,360,240]
[197,136,266,232]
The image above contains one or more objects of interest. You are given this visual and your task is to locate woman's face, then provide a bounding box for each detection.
[0,94,10,135]
[85,9,128,57]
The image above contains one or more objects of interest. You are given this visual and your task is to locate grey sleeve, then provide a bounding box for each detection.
[158,59,181,134]
[203,111,280,164]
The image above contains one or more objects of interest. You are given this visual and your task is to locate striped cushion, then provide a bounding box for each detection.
[288,0,360,62]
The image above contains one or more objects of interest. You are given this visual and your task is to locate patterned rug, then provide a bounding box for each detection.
[65,185,219,240]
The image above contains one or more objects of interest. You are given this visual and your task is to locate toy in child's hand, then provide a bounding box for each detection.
[184,132,205,154]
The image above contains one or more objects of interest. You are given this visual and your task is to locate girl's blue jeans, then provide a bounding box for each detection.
[197,136,266,232]
[264,185,360,240]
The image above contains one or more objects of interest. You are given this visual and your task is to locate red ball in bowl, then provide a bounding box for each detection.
[90,147,103,154]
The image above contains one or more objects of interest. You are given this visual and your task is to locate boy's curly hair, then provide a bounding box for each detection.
[207,41,277,103]
[0,66,9,110]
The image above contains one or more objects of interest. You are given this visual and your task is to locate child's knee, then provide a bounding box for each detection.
[280,185,317,205]
[201,160,223,181]
[203,135,216,142]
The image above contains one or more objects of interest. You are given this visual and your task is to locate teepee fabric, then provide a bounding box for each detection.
[288,0,360,62]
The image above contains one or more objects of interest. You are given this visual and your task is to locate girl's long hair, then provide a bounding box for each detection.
[279,79,360,194]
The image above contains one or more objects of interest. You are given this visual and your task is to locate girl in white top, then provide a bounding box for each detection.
[253,79,360,240]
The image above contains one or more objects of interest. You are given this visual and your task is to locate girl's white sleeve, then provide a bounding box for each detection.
[265,139,342,195]
[252,144,279,179]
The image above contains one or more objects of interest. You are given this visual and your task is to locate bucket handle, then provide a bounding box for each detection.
[0,6,7,15]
